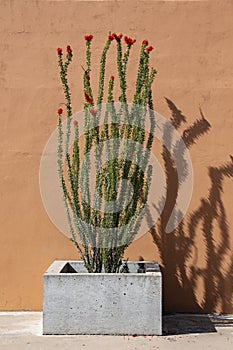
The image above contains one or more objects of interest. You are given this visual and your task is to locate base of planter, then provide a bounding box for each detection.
[43,260,162,335]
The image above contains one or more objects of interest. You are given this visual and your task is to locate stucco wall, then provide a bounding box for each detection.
[0,0,232,312]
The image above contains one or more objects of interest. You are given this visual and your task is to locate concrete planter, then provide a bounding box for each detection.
[43,260,162,335]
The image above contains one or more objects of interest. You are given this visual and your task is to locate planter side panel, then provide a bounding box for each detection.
[43,262,162,335]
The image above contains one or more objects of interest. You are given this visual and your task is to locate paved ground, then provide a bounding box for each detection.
[0,312,232,350]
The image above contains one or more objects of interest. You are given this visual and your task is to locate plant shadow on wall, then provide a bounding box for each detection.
[149,98,233,319]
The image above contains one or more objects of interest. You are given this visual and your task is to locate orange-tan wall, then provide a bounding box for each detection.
[0,0,232,313]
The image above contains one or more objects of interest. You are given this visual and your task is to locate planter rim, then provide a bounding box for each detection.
[44,260,162,276]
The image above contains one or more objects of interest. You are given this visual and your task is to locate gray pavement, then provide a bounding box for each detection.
[0,312,232,350]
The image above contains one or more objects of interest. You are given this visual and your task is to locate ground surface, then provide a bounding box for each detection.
[0,312,232,350]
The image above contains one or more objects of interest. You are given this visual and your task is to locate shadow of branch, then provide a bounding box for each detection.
[149,98,233,318]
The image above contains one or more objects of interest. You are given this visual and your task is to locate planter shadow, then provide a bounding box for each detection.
[162,314,217,335]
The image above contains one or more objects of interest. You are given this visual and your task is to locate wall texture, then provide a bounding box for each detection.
[0,0,232,313]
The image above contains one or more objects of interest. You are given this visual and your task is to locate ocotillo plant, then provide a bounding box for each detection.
[57,33,157,273]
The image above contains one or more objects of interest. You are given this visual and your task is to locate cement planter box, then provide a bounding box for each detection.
[43,260,162,335]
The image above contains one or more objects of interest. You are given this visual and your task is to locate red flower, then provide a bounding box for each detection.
[113,33,123,42]
[57,108,63,115]
[142,40,148,46]
[108,33,114,41]
[84,34,93,42]
[124,36,136,46]
[57,47,62,55]
[90,109,97,116]
[146,45,153,52]
[66,45,72,55]
[110,76,114,81]
[84,92,93,104]
[73,120,78,126]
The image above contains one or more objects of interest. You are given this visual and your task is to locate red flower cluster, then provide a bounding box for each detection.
[66,45,72,55]
[84,34,93,42]
[142,40,149,46]
[73,120,78,126]
[110,76,114,81]
[90,109,97,116]
[113,33,123,42]
[108,33,115,41]
[146,46,153,52]
[124,36,136,46]
[57,108,63,115]
[57,47,62,55]
[84,92,93,104]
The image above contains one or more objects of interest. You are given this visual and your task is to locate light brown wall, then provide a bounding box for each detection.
[0,0,232,312]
